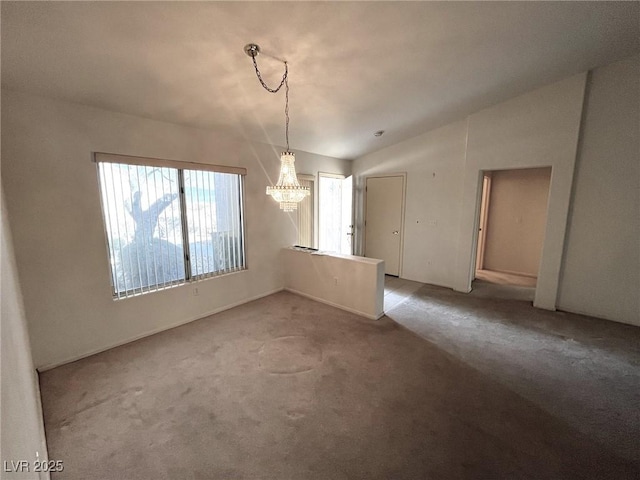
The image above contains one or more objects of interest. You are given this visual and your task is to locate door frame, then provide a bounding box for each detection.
[475,172,492,273]
[363,173,407,277]
[470,166,552,299]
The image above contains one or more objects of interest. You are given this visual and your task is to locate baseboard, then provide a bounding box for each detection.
[556,304,640,328]
[284,288,383,320]
[37,288,285,372]
[34,370,51,480]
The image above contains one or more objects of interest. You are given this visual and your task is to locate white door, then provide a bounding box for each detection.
[318,173,353,254]
[341,175,353,255]
[365,175,404,276]
[475,174,491,273]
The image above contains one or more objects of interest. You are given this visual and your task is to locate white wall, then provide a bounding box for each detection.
[283,248,384,320]
[1,89,350,369]
[483,168,551,277]
[352,120,468,288]
[457,73,586,310]
[1,188,50,480]
[354,72,587,307]
[355,57,639,326]
[558,55,640,326]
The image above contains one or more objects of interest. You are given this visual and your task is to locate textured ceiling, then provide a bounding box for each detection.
[2,1,639,159]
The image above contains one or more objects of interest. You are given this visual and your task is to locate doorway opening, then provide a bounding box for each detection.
[318,173,353,254]
[473,167,551,301]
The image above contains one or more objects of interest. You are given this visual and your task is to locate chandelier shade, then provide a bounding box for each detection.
[266,152,310,212]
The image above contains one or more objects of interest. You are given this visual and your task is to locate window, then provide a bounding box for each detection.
[296,174,315,248]
[95,153,246,298]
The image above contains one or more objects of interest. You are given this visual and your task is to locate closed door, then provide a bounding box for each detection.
[365,175,404,276]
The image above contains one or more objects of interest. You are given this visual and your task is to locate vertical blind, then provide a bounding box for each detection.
[183,169,245,279]
[297,177,314,248]
[96,155,245,299]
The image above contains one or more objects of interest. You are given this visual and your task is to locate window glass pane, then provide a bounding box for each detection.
[183,170,245,278]
[97,159,246,299]
[98,163,184,296]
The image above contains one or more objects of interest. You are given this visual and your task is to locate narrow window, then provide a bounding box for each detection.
[95,153,246,298]
[296,174,315,248]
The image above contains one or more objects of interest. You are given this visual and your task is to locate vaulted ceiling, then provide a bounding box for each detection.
[2,1,638,159]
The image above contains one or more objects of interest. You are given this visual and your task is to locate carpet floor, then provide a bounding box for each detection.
[40,290,640,479]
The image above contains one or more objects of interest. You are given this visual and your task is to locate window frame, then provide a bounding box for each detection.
[94,152,247,299]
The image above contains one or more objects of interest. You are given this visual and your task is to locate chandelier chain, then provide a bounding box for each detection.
[251,54,290,152]
[285,75,290,151]
[251,54,287,93]
[246,43,309,211]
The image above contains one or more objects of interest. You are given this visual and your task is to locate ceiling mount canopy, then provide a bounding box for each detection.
[244,43,309,212]
[243,43,260,58]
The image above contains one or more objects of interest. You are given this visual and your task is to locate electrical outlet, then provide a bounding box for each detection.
[333,277,339,286]
[193,287,199,296]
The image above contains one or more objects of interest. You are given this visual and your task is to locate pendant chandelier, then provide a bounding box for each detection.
[244,43,310,212]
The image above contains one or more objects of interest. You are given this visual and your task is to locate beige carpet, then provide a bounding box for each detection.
[40,290,640,479]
